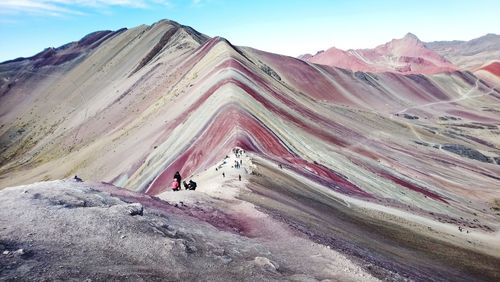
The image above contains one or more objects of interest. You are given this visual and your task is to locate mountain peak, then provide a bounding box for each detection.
[152,18,180,27]
[484,33,499,38]
[403,32,420,41]
[394,32,422,46]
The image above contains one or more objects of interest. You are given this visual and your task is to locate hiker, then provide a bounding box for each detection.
[74,175,83,182]
[171,178,180,191]
[222,172,225,178]
[278,164,283,169]
[174,171,182,188]
[183,181,189,190]
[238,174,241,181]
[188,180,197,190]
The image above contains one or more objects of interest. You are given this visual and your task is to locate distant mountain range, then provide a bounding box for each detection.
[425,33,500,68]
[300,33,500,84]
[303,33,456,74]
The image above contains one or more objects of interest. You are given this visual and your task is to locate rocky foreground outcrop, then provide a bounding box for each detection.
[0,180,376,281]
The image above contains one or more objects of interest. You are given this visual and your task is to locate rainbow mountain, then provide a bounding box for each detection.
[0,20,499,281]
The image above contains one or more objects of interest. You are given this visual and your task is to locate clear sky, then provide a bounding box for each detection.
[1,0,499,62]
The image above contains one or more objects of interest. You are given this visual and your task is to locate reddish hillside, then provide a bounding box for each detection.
[305,33,457,74]
[308,46,376,72]
[480,61,500,76]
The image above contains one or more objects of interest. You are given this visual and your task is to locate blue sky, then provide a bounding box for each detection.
[1,0,499,62]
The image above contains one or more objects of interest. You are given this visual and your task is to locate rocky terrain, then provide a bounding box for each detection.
[0,178,378,281]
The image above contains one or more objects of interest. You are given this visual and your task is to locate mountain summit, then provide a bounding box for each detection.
[402,32,420,41]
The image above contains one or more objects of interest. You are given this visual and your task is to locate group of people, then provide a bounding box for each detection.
[171,171,197,191]
[233,148,244,158]
[233,148,244,170]
[170,149,248,191]
[233,159,242,169]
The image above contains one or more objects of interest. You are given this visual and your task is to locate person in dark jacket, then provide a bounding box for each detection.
[188,180,197,190]
[174,171,182,189]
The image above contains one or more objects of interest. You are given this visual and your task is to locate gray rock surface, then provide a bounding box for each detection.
[441,144,492,163]
[0,180,375,281]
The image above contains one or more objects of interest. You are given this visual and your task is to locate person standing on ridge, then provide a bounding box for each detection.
[174,171,182,189]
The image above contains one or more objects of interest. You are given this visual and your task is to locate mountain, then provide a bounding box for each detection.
[1,20,500,280]
[425,33,500,85]
[305,33,457,74]
[425,33,500,69]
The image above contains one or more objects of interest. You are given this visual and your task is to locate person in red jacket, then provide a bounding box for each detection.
[171,178,180,191]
